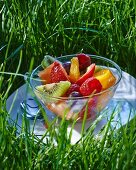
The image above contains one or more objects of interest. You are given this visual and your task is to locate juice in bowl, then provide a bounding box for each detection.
[29,54,122,122]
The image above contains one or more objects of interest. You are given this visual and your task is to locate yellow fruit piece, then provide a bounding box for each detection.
[69,57,80,83]
[94,69,116,90]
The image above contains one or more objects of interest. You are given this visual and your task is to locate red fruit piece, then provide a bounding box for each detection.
[50,61,69,83]
[66,84,80,96]
[76,53,91,70]
[78,97,97,120]
[38,63,54,84]
[80,77,102,96]
[76,63,95,86]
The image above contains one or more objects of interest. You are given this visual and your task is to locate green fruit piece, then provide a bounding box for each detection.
[94,65,103,73]
[87,65,102,73]
[36,81,71,98]
[41,55,56,68]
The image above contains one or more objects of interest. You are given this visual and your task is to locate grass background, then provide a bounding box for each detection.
[0,0,136,169]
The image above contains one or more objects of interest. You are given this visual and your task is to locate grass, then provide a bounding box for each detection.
[0,0,136,169]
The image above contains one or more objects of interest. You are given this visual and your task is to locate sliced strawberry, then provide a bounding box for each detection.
[66,84,80,96]
[50,61,69,83]
[38,63,54,84]
[76,53,91,70]
[80,77,102,96]
[76,63,95,86]
[78,97,97,120]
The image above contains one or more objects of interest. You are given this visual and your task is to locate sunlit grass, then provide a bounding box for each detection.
[1,0,136,77]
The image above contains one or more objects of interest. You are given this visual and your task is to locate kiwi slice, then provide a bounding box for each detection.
[36,81,71,98]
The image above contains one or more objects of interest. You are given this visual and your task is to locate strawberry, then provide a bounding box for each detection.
[66,84,80,96]
[80,77,102,96]
[78,97,97,120]
[76,63,95,86]
[50,61,69,83]
[76,53,91,70]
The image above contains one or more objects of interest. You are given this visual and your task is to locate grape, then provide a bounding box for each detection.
[69,91,82,98]
[62,61,71,74]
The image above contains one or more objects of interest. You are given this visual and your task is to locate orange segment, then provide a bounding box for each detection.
[94,69,116,90]
[69,57,80,83]
[38,63,54,84]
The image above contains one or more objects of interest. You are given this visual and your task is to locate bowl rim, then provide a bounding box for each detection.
[29,54,122,100]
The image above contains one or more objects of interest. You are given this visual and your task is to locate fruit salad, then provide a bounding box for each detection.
[34,54,117,121]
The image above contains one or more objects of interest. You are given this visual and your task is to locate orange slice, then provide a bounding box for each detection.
[38,63,54,84]
[69,57,80,83]
[94,69,116,90]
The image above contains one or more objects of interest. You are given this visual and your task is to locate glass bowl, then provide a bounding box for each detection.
[29,54,122,122]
